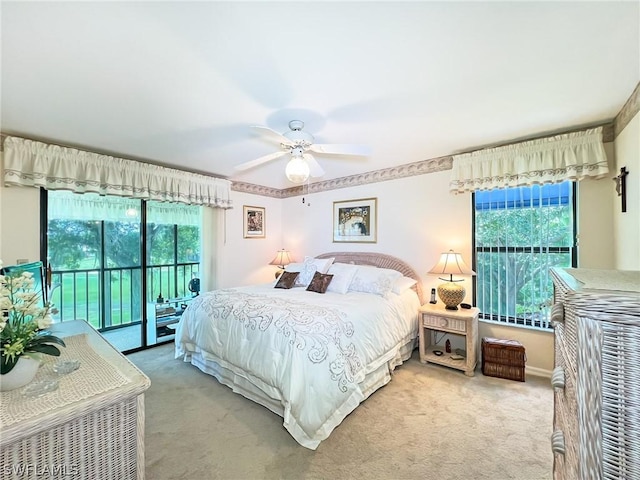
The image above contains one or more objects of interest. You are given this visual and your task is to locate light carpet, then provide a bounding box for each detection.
[128,343,553,480]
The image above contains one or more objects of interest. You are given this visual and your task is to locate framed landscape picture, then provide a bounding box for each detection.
[243,205,265,238]
[333,197,377,243]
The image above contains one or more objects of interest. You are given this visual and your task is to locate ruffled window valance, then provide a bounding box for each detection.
[449,127,609,194]
[2,136,233,209]
[48,190,201,226]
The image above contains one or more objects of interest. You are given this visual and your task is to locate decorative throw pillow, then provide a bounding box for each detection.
[274,271,299,289]
[292,256,334,287]
[326,263,359,294]
[306,271,334,294]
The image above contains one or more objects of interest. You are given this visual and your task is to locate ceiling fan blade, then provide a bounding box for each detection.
[235,150,288,171]
[303,154,325,178]
[309,143,371,156]
[251,125,293,146]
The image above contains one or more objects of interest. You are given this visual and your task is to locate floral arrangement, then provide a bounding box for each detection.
[0,260,65,374]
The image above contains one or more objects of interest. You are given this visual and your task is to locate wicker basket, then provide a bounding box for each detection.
[481,337,526,382]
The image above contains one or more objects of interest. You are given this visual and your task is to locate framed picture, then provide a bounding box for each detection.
[333,197,377,243]
[243,205,265,238]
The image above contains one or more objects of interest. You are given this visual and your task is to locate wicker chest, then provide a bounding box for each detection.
[0,320,150,480]
[481,337,526,382]
[550,268,640,480]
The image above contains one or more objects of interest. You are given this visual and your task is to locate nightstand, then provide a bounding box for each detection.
[418,303,479,376]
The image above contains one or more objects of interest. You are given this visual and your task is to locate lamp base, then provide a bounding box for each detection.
[437,282,465,311]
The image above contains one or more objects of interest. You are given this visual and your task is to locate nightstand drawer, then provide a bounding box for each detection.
[423,314,467,333]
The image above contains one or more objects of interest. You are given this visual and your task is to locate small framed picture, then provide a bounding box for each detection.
[243,205,265,239]
[333,197,377,243]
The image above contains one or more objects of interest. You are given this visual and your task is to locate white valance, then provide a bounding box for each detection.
[3,136,233,209]
[48,190,201,226]
[449,127,609,194]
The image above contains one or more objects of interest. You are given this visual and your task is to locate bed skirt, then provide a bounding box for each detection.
[179,335,417,449]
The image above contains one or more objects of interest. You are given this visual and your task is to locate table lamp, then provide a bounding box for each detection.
[428,250,476,310]
[269,249,293,278]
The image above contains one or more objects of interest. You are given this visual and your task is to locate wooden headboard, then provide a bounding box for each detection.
[316,252,425,304]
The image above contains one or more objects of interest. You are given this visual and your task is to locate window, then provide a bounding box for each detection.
[46,191,201,350]
[146,200,201,303]
[46,195,143,331]
[473,181,576,329]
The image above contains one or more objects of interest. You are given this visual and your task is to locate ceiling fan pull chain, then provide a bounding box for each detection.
[302,178,310,206]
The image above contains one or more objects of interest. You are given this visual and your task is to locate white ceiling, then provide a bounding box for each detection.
[2,1,638,190]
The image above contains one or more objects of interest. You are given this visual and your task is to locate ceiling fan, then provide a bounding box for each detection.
[235,120,371,183]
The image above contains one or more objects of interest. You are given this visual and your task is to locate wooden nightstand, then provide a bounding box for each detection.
[418,303,479,376]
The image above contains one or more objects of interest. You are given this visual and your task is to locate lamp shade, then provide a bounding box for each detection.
[427,250,475,280]
[269,249,293,268]
[428,250,475,310]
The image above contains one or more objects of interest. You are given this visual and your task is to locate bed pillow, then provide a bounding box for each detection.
[274,271,299,289]
[286,256,334,287]
[348,265,402,297]
[306,272,334,294]
[326,263,359,294]
[393,276,418,295]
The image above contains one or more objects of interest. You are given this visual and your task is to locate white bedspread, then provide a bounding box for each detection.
[174,284,419,449]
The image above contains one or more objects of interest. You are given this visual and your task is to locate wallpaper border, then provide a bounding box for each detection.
[614,81,640,137]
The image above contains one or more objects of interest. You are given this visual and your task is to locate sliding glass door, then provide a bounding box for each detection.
[46,191,202,352]
[145,201,201,346]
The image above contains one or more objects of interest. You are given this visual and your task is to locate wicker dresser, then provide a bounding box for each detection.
[0,320,151,479]
[550,268,640,480]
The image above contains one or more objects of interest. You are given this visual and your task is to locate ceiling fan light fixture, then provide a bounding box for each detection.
[285,155,310,183]
[236,120,371,180]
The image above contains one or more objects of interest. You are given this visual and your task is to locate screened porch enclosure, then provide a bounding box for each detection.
[47,191,202,351]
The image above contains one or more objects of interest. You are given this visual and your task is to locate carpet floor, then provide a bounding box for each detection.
[128,343,553,480]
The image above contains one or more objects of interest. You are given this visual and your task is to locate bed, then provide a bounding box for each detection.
[174,252,424,449]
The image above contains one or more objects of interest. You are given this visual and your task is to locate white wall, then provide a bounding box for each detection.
[216,190,285,288]
[578,143,616,269]
[0,153,41,265]
[613,111,640,270]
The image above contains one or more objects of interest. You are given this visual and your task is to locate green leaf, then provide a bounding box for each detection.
[29,344,62,357]
[33,335,66,348]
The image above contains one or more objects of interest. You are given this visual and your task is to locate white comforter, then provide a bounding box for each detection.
[175,284,419,449]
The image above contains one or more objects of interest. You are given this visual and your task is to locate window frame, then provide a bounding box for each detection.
[471,181,578,330]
